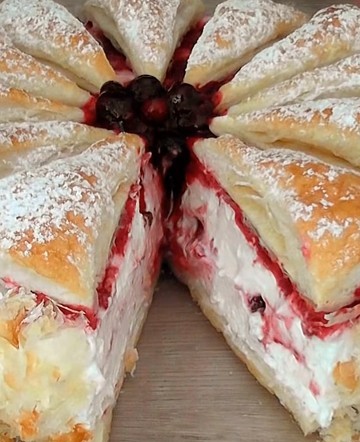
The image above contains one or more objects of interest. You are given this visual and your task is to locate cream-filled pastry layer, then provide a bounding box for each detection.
[0,164,163,442]
[168,164,360,437]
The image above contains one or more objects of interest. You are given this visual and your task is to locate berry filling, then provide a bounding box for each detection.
[164,18,209,89]
[86,22,134,84]
[94,75,214,206]
[249,295,266,314]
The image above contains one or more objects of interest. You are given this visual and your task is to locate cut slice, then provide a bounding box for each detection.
[217,4,360,111]
[0,133,164,442]
[211,98,360,167]
[0,133,142,308]
[184,0,307,87]
[0,39,91,107]
[84,0,205,81]
[0,85,85,123]
[228,54,360,115]
[0,121,112,176]
[0,0,116,92]
[167,135,360,441]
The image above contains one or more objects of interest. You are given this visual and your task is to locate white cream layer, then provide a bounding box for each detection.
[85,165,163,428]
[176,178,358,430]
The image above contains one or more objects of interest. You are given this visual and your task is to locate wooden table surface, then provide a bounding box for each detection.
[62,0,357,440]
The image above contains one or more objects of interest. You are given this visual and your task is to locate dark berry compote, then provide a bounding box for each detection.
[95,76,215,206]
[87,20,223,208]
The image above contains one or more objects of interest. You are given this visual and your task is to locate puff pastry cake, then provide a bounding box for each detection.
[2,0,360,441]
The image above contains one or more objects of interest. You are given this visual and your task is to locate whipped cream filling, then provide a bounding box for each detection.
[0,165,163,440]
[173,176,360,430]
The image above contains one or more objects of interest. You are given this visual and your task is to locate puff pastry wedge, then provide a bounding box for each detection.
[168,134,360,442]
[211,98,360,167]
[217,4,360,111]
[0,133,163,442]
[184,0,307,88]
[0,0,116,92]
[85,0,204,81]
[228,54,360,115]
[0,121,112,177]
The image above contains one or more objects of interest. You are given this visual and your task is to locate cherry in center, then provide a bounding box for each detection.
[95,75,215,202]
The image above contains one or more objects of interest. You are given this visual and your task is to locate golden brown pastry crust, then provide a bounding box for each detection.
[0,85,84,122]
[0,121,112,176]
[217,4,360,111]
[193,134,360,311]
[0,121,111,154]
[211,98,360,168]
[227,54,360,115]
[0,133,144,307]
[0,40,91,107]
[0,0,116,92]
[184,0,307,87]
[85,0,204,81]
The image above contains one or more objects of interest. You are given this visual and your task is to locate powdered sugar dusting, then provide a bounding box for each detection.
[0,121,102,149]
[86,0,191,75]
[234,143,360,243]
[244,98,360,135]
[0,135,139,262]
[223,4,360,101]
[0,0,105,72]
[0,40,67,87]
[231,54,360,113]
[186,0,305,78]
[0,39,89,105]
[0,121,110,173]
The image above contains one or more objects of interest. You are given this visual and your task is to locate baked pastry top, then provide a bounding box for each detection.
[211,97,360,168]
[217,4,360,111]
[183,0,307,87]
[85,0,205,81]
[0,120,111,176]
[0,133,143,308]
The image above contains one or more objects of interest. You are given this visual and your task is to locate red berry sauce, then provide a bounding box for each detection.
[82,95,97,125]
[96,185,139,310]
[86,22,134,85]
[164,18,208,89]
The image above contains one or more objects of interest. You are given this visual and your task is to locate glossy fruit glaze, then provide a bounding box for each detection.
[169,150,360,340]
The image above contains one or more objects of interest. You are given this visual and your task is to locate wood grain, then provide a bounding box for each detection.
[46,0,360,441]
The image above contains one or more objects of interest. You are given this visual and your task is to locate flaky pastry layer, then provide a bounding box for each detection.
[193,135,360,311]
